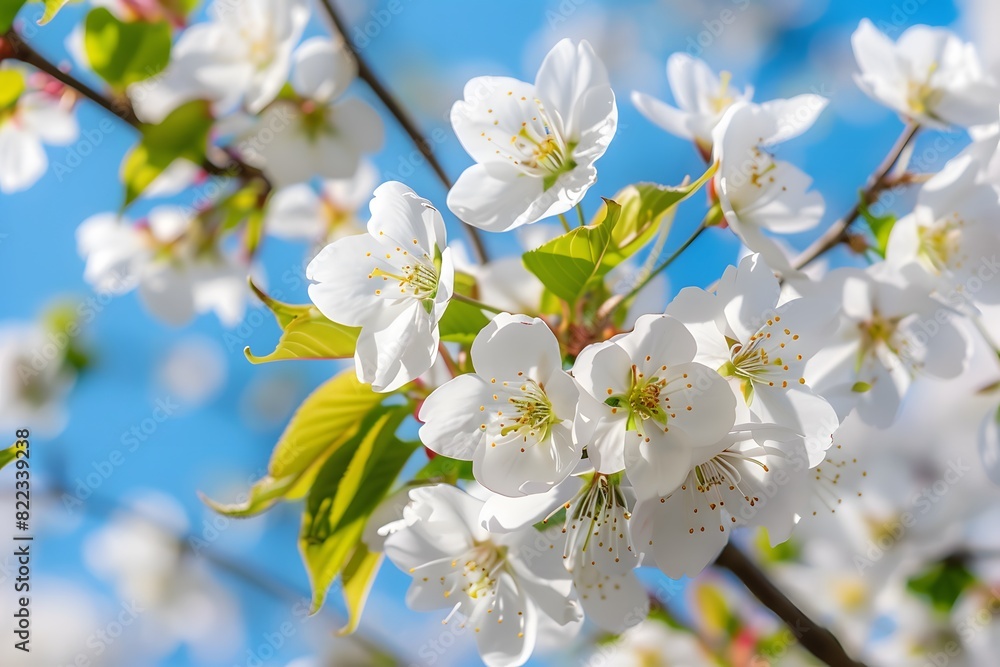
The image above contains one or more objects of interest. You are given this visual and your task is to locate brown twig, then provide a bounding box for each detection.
[317,0,489,264]
[715,544,867,667]
[4,30,270,186]
[790,122,920,271]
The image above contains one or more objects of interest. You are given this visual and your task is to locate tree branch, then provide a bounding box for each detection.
[715,544,867,667]
[790,122,919,271]
[3,30,271,187]
[317,0,490,264]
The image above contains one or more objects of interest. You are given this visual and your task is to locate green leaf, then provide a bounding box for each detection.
[245,311,359,363]
[598,164,718,268]
[753,527,800,564]
[438,270,489,344]
[336,543,383,635]
[121,100,213,205]
[859,193,896,258]
[413,454,475,484]
[38,0,70,24]
[907,559,977,613]
[301,406,418,612]
[0,69,25,112]
[0,445,18,472]
[202,370,384,517]
[244,280,360,363]
[522,198,622,305]
[248,278,304,329]
[83,9,171,90]
[0,0,27,32]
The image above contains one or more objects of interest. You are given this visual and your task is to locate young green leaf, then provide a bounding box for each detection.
[438,270,489,345]
[301,406,418,612]
[38,0,71,25]
[0,69,25,112]
[859,193,897,258]
[244,280,360,363]
[413,454,475,484]
[336,543,383,635]
[599,163,718,268]
[0,445,18,472]
[121,100,213,205]
[0,0,26,31]
[84,8,171,90]
[202,370,384,517]
[522,198,622,305]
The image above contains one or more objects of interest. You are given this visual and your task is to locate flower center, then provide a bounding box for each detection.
[458,543,506,600]
[500,379,558,439]
[369,258,440,302]
[481,93,578,187]
[560,473,633,569]
[606,365,668,431]
[709,71,735,113]
[906,62,943,118]
[917,218,963,275]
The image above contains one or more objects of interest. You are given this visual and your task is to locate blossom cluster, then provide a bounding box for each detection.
[6,1,1000,664]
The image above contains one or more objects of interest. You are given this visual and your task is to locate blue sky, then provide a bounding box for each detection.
[0,0,969,665]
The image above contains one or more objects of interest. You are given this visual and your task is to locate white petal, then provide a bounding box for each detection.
[631,90,693,140]
[474,572,536,667]
[614,314,698,375]
[265,184,323,240]
[138,264,197,326]
[575,568,648,634]
[471,314,561,382]
[447,162,547,232]
[0,124,45,193]
[718,254,781,344]
[356,301,439,392]
[533,39,615,141]
[418,374,492,460]
[292,36,356,102]
[306,233,387,327]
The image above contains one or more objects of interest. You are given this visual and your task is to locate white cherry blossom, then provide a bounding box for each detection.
[448,38,617,232]
[382,484,582,667]
[665,254,839,464]
[632,53,752,158]
[76,207,249,326]
[472,473,648,633]
[886,153,1000,308]
[307,182,454,392]
[0,66,78,194]
[572,314,737,500]
[419,314,587,496]
[851,19,1000,128]
[238,36,383,189]
[807,265,971,428]
[131,0,310,123]
[0,322,77,437]
[632,426,811,578]
[264,160,378,242]
[711,98,828,273]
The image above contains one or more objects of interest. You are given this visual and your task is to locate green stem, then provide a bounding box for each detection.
[558,213,571,233]
[575,203,586,227]
[628,222,708,301]
[451,292,506,315]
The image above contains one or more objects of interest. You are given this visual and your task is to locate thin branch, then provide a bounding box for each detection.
[4,30,270,187]
[715,544,867,667]
[317,0,489,264]
[790,122,920,271]
[596,222,708,323]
